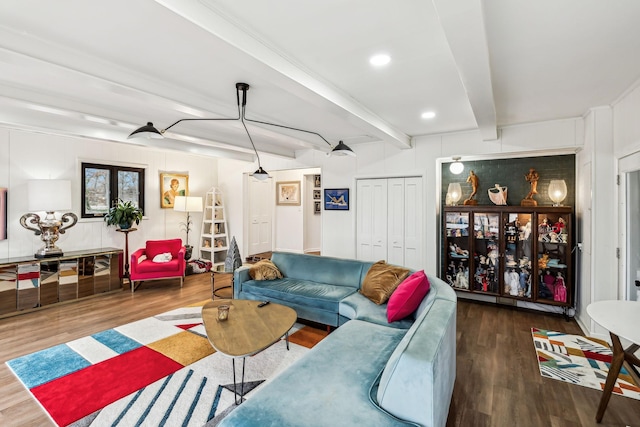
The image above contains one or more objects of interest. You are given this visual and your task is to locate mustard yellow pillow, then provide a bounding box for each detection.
[360,260,411,305]
[249,259,283,281]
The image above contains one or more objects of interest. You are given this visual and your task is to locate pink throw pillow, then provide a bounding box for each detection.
[387,270,430,323]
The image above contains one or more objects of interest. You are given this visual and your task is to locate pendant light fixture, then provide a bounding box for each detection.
[449,156,464,175]
[128,83,356,178]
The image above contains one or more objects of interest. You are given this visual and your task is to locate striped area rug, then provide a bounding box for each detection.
[532,328,640,400]
[6,301,326,426]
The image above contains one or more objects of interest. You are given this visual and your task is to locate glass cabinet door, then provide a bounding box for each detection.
[444,211,470,290]
[536,212,570,303]
[472,213,500,294]
[503,213,533,299]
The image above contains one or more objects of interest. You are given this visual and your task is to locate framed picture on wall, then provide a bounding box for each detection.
[324,188,349,210]
[314,201,321,214]
[160,173,189,208]
[276,181,301,206]
[314,174,321,188]
[313,189,321,200]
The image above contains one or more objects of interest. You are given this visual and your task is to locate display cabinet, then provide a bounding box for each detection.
[442,206,573,307]
[0,247,122,318]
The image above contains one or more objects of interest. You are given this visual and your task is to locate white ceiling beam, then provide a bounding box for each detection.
[153,0,412,149]
[432,0,497,141]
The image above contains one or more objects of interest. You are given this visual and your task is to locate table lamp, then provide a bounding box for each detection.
[20,179,78,257]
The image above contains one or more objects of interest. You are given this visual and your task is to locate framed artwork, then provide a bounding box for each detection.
[160,173,189,208]
[276,181,301,206]
[314,174,321,188]
[0,188,6,240]
[324,188,349,210]
[313,189,321,200]
[314,201,321,214]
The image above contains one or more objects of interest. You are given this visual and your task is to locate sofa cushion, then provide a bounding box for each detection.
[241,278,356,312]
[145,239,182,259]
[249,260,283,280]
[271,252,369,289]
[360,261,410,305]
[135,258,182,274]
[387,270,430,323]
[339,292,413,330]
[218,320,413,427]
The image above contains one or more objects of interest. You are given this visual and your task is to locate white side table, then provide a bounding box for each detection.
[586,300,640,423]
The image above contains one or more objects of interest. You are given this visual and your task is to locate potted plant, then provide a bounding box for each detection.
[104,199,143,229]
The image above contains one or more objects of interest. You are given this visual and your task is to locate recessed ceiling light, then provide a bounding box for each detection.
[369,54,391,67]
[421,111,436,119]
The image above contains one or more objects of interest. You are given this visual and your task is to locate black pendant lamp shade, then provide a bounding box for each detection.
[331,140,355,156]
[128,122,163,139]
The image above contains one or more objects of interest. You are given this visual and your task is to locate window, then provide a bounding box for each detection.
[81,163,145,218]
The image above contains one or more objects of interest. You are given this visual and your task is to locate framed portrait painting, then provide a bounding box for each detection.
[276,181,301,206]
[324,188,349,210]
[160,173,189,208]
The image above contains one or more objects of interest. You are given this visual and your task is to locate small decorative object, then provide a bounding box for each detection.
[204,239,211,248]
[314,201,321,214]
[521,168,539,206]
[324,188,350,210]
[20,180,78,258]
[276,181,301,206]
[224,236,243,273]
[314,174,321,188]
[160,173,188,209]
[104,199,143,230]
[548,179,567,206]
[538,253,549,269]
[463,170,479,205]
[488,184,507,205]
[446,183,462,206]
[217,304,230,321]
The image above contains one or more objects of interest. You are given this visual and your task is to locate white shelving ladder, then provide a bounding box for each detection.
[200,187,229,272]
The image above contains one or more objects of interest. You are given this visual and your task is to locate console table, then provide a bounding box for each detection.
[586,300,640,423]
[0,247,123,318]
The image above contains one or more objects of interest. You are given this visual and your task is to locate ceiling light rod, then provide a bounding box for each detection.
[128,83,355,159]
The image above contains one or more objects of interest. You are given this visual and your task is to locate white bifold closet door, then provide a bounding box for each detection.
[356,177,423,270]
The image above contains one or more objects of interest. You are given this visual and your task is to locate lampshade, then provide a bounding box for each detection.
[449,157,464,175]
[173,196,203,212]
[28,180,72,211]
[331,140,356,157]
[251,167,270,181]
[447,183,462,205]
[128,122,163,139]
[548,179,567,206]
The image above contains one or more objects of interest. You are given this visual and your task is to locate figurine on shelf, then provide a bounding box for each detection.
[505,268,520,296]
[543,269,555,295]
[449,243,469,257]
[554,272,567,302]
[522,168,539,206]
[203,240,211,248]
[455,267,469,289]
[538,253,549,269]
[464,170,479,205]
[488,184,508,205]
[553,217,566,234]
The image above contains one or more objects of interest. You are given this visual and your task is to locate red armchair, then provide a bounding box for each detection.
[129,239,186,292]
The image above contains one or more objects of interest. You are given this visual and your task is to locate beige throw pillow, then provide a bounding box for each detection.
[360,260,411,305]
[249,259,283,281]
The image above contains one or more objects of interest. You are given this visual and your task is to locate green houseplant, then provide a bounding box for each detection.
[104,199,143,229]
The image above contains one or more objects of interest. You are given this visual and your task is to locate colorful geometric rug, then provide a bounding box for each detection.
[6,301,325,426]
[532,328,640,400]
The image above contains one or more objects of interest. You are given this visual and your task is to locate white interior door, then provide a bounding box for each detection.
[619,152,640,300]
[387,178,405,266]
[403,177,423,270]
[248,177,272,256]
[357,179,388,262]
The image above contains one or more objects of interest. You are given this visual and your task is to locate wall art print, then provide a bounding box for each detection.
[324,188,349,210]
[160,173,189,209]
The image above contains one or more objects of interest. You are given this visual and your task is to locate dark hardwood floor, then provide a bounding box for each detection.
[1,273,639,426]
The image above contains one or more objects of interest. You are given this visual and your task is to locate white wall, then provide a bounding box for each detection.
[0,127,217,260]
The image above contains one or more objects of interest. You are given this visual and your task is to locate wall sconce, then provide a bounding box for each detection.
[447,183,463,206]
[173,195,203,260]
[20,179,78,257]
[548,180,567,206]
[449,157,464,175]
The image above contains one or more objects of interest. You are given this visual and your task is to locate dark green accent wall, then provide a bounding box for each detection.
[442,154,576,207]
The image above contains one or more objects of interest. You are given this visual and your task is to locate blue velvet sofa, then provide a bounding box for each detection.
[222,252,457,427]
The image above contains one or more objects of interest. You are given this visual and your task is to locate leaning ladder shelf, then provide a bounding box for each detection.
[200,187,229,272]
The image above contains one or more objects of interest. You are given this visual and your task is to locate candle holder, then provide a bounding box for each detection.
[217,304,230,321]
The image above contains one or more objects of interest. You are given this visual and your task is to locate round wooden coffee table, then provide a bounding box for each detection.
[202,299,296,404]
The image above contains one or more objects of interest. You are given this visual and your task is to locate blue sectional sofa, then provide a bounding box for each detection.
[222,252,457,427]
